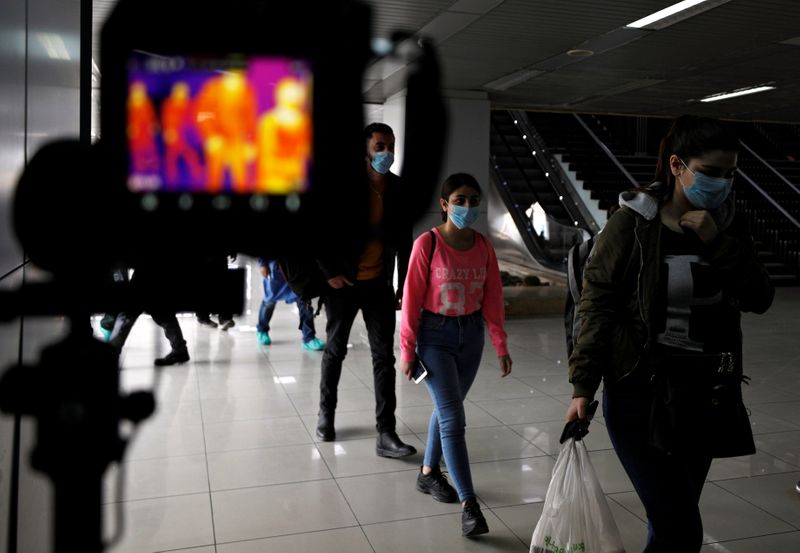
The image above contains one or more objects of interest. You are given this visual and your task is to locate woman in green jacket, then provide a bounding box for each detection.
[565,115,774,552]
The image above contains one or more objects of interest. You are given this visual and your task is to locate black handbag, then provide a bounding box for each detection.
[648,351,755,459]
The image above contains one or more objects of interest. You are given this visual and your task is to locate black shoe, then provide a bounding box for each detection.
[416,465,458,503]
[219,319,235,331]
[196,317,218,328]
[154,350,190,366]
[316,411,335,441]
[462,497,489,537]
[376,431,417,458]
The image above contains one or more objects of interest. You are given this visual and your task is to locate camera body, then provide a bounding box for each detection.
[99,0,372,264]
[12,0,445,316]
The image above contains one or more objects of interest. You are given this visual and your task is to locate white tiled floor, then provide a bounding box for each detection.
[101,274,800,552]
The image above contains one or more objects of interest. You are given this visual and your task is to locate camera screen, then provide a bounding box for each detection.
[126,53,313,195]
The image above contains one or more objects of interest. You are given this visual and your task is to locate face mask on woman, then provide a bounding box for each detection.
[370,151,394,174]
[679,159,733,210]
[448,204,480,229]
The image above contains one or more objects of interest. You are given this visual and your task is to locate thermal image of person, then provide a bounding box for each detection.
[193,71,258,193]
[127,81,160,175]
[161,81,203,188]
[256,76,311,194]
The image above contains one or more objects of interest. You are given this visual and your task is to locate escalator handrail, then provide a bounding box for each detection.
[572,113,639,189]
[489,157,571,272]
[507,110,599,234]
[739,140,800,196]
[737,168,800,230]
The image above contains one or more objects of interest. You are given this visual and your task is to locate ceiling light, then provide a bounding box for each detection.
[626,0,731,30]
[698,85,776,103]
[566,49,594,57]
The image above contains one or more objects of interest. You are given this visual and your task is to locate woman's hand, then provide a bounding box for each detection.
[399,360,415,381]
[259,265,270,278]
[499,355,512,377]
[679,210,719,244]
[565,397,590,422]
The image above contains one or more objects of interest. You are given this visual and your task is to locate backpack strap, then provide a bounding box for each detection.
[427,229,436,271]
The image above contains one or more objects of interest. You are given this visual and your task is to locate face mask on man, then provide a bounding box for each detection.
[448,204,480,229]
[679,159,733,210]
[370,151,394,174]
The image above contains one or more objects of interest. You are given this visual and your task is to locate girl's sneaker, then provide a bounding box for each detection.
[257,331,271,345]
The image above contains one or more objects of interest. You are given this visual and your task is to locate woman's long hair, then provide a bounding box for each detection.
[647,115,739,202]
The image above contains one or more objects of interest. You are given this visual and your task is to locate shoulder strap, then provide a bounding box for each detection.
[427,229,436,270]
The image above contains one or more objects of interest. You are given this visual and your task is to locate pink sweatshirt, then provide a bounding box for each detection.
[400,227,508,363]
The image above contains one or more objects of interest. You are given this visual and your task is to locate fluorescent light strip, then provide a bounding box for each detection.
[627,0,727,29]
[699,85,776,103]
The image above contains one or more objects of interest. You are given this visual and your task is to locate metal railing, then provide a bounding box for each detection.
[507,110,600,234]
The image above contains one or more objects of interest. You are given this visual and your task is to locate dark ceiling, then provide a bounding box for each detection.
[362,0,800,123]
[93,0,800,123]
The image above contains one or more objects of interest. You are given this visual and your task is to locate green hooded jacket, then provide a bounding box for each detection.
[569,188,775,399]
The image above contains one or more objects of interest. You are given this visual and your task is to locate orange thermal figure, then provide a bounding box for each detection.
[193,71,258,193]
[161,82,203,186]
[256,77,311,194]
[128,81,160,174]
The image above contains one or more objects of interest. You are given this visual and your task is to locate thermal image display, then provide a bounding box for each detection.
[127,54,312,195]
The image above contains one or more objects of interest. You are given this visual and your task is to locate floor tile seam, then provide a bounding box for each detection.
[606,493,648,524]
[104,489,214,507]
[706,468,800,484]
[193,359,220,548]
[752,428,800,437]
[462,399,507,425]
[211,523,365,548]
[704,481,800,531]
[701,528,800,545]
[333,466,422,483]
[208,475,338,495]
[756,449,800,469]
[477,497,532,550]
[356,510,464,528]
[201,414,314,425]
[205,439,319,455]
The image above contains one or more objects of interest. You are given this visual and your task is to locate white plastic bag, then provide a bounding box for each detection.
[530,437,625,553]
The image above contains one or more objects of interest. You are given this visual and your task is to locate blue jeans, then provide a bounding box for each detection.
[604,371,712,553]
[258,299,316,343]
[418,310,484,502]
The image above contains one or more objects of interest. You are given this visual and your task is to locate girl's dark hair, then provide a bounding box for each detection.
[440,172,482,221]
[649,115,739,200]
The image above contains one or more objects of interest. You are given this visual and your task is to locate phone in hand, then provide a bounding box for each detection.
[412,357,428,384]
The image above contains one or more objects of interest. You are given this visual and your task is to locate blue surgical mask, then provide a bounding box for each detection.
[370,151,394,174]
[448,204,480,229]
[680,159,733,210]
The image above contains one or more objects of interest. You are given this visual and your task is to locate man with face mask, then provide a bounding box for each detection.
[314,122,416,458]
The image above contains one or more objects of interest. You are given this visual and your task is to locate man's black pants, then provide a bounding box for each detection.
[319,278,397,432]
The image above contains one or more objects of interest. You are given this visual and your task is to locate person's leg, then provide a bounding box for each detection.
[297,299,317,342]
[151,311,190,366]
[359,280,399,433]
[317,287,358,439]
[258,300,276,333]
[109,308,142,351]
[604,379,711,552]
[419,315,483,502]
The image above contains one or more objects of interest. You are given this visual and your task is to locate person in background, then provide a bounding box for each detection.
[315,122,415,459]
[566,115,773,552]
[399,172,512,537]
[257,259,324,350]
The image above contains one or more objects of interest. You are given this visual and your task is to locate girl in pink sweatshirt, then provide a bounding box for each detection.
[399,173,512,537]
